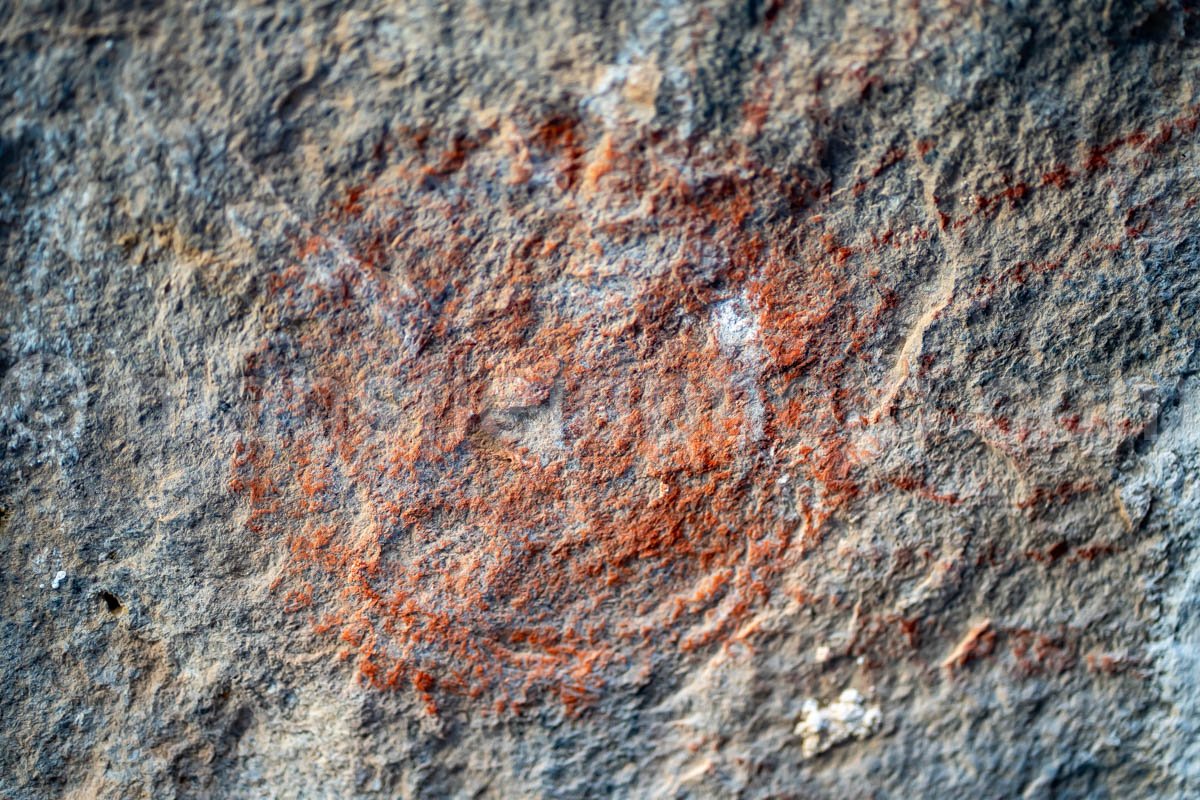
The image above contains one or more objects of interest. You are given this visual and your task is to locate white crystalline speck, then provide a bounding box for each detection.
[51,570,66,589]
[795,689,882,758]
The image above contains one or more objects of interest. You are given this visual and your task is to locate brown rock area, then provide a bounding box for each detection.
[2,1,1199,797]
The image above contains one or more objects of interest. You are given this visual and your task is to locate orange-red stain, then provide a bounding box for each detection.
[231,104,1196,713]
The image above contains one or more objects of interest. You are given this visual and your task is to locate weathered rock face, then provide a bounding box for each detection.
[2,1,1199,797]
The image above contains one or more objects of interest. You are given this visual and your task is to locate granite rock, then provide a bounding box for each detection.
[2,1,1199,797]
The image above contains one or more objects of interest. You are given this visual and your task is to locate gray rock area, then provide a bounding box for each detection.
[2,1,1199,797]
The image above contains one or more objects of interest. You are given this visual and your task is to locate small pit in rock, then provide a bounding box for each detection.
[97,590,123,614]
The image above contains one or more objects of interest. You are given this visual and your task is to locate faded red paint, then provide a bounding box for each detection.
[231,104,1196,712]
[232,123,888,712]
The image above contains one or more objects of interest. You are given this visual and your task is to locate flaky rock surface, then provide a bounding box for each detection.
[2,1,1199,797]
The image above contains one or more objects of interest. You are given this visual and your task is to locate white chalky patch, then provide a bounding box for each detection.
[711,294,768,446]
[794,689,882,758]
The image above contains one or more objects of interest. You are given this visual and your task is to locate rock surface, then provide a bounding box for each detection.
[2,1,1199,797]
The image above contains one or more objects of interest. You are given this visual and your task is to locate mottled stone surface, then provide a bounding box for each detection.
[2,1,1199,797]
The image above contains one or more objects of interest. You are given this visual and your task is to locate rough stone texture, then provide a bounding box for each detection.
[2,1,1199,798]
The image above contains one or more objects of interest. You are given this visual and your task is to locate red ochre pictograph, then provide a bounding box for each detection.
[231,107,1196,714]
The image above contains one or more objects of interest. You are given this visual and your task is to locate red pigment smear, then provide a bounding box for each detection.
[230,122,902,714]
[230,104,1188,712]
